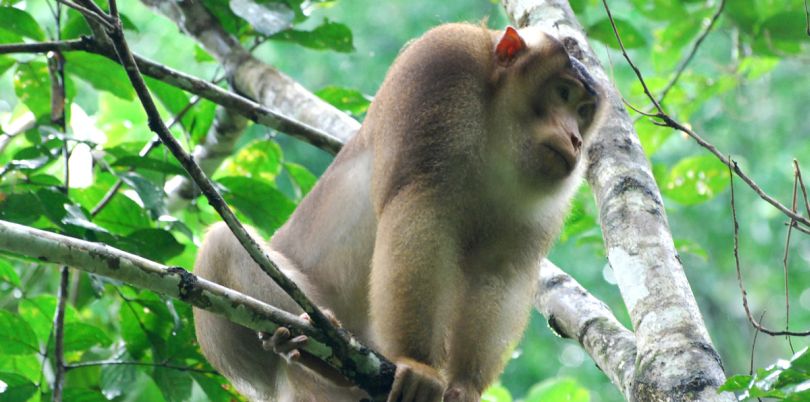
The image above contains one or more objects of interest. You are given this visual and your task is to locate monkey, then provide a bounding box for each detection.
[192,22,603,402]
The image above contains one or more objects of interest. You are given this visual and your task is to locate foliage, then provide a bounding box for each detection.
[0,0,808,401]
[720,347,810,401]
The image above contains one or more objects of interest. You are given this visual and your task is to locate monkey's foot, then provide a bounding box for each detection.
[443,382,480,402]
[387,358,445,402]
[258,326,307,363]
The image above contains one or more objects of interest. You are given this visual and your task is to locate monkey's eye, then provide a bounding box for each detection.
[556,86,570,102]
[577,103,594,121]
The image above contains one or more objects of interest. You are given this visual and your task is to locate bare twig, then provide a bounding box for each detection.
[601,0,810,230]
[782,166,803,351]
[0,39,342,154]
[750,310,766,402]
[52,267,69,402]
[805,0,810,36]
[730,161,810,336]
[101,1,393,396]
[66,359,217,374]
[656,0,726,105]
[794,160,810,218]
[90,95,203,217]
[55,0,113,30]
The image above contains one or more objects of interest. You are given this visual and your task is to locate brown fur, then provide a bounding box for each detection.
[193,23,603,402]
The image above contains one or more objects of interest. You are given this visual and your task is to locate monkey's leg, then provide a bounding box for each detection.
[193,222,359,400]
[370,196,461,402]
[443,268,538,402]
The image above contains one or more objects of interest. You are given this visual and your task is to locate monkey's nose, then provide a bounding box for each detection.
[570,133,582,151]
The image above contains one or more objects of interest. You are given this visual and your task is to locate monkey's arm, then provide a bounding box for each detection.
[369,192,460,402]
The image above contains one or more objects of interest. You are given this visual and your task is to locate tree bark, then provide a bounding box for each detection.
[505,1,735,400]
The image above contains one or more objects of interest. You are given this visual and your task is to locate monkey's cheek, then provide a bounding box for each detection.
[520,143,578,183]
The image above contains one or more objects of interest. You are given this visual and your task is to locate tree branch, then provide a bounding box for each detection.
[0,219,391,391]
[536,260,636,396]
[0,38,343,155]
[502,0,735,400]
[100,3,392,396]
[138,0,360,142]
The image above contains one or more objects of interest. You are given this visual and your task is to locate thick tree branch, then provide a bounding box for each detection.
[536,260,636,396]
[0,219,389,392]
[0,38,342,154]
[139,0,360,142]
[502,1,734,401]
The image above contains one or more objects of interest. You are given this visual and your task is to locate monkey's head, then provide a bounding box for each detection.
[491,26,604,185]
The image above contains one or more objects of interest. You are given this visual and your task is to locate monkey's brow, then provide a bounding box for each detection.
[568,59,599,97]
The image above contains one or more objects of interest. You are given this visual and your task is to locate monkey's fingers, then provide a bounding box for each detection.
[303,309,343,328]
[387,360,443,402]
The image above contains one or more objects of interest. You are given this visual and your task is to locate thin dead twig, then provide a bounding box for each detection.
[601,0,810,230]
[730,161,810,337]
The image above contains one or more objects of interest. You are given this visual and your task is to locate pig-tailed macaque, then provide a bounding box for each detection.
[193,23,604,402]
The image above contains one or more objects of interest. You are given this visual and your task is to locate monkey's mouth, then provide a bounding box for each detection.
[543,144,576,172]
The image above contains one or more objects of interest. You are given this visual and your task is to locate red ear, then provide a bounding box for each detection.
[496,26,526,66]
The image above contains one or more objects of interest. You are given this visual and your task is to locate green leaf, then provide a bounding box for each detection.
[111,155,186,176]
[194,45,216,63]
[201,0,247,35]
[0,56,14,76]
[117,229,184,262]
[284,162,317,197]
[60,388,109,402]
[66,52,135,100]
[629,0,687,21]
[525,377,590,402]
[222,140,283,181]
[719,374,753,392]
[674,238,708,260]
[152,368,193,402]
[0,371,37,402]
[587,18,648,50]
[738,56,779,80]
[0,7,45,40]
[0,259,20,287]
[62,323,112,352]
[662,155,730,205]
[13,62,51,119]
[761,11,807,41]
[100,359,137,399]
[0,311,39,355]
[61,9,91,39]
[120,301,150,359]
[92,193,153,235]
[0,192,43,225]
[192,373,237,402]
[18,294,77,342]
[482,383,512,402]
[219,176,296,232]
[316,85,370,116]
[118,172,167,217]
[273,19,354,52]
[635,121,673,157]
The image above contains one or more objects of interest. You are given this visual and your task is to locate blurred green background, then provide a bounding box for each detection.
[0,0,809,400]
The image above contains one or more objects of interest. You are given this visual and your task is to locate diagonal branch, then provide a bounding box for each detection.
[99,2,392,397]
[139,0,360,142]
[0,38,342,155]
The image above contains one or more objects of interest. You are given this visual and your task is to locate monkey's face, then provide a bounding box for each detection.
[494,28,603,184]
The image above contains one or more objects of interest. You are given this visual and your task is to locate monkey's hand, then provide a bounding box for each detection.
[258,312,354,387]
[387,358,445,402]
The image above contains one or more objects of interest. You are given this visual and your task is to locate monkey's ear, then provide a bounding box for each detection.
[495,26,527,66]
